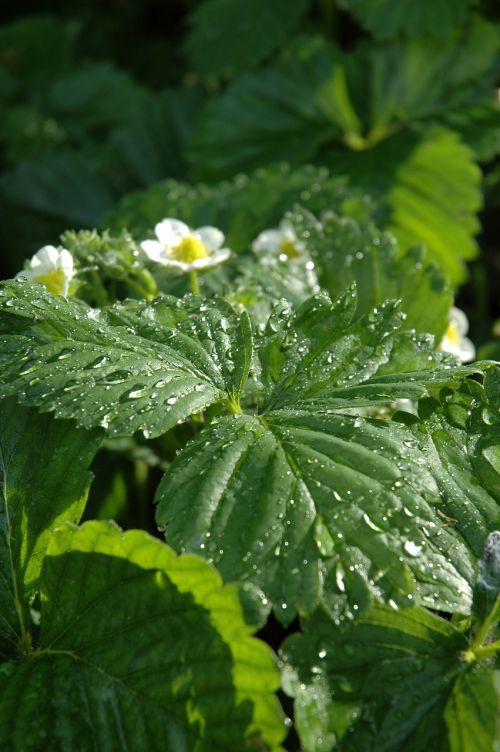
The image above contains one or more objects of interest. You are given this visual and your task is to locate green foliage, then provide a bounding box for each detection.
[188,19,497,281]
[339,0,474,40]
[328,127,482,283]
[189,37,356,178]
[104,163,368,252]
[0,520,285,750]
[287,208,453,337]
[0,17,202,273]
[0,398,100,656]
[1,2,500,748]
[185,0,309,79]
[282,604,499,751]
[0,282,252,437]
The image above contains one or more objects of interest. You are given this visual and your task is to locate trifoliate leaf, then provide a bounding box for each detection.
[340,0,473,40]
[156,386,490,623]
[189,20,498,172]
[155,291,487,621]
[0,398,100,656]
[283,604,499,752]
[345,18,499,136]
[0,282,252,437]
[189,37,361,180]
[0,521,286,751]
[187,24,491,282]
[184,0,308,79]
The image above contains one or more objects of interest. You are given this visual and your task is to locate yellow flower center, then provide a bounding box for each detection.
[33,269,66,295]
[170,236,208,263]
[444,322,460,346]
[280,238,300,259]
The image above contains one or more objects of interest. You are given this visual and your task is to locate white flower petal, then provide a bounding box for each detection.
[58,249,74,275]
[141,240,166,263]
[252,229,283,254]
[154,219,190,246]
[441,335,476,362]
[30,245,61,270]
[195,226,225,251]
[439,306,475,362]
[458,337,476,362]
[449,306,469,336]
[160,258,194,271]
[190,247,231,270]
[279,222,298,242]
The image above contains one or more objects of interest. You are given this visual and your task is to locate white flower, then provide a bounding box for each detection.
[439,306,475,362]
[252,220,305,263]
[140,219,231,271]
[15,245,74,297]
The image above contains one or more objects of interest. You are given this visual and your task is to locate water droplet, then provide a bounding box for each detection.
[404,540,422,557]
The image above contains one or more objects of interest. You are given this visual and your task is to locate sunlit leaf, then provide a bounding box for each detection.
[0,521,286,750]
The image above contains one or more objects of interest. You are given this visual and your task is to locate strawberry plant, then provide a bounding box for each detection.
[0,0,499,749]
[0,164,499,748]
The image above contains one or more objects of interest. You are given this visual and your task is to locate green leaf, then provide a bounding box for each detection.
[189,38,361,180]
[0,398,100,657]
[0,151,115,224]
[155,292,486,621]
[288,209,452,337]
[257,292,477,412]
[45,61,148,131]
[346,18,499,136]
[0,282,252,437]
[0,15,77,90]
[184,0,308,79]
[445,666,500,752]
[330,127,482,283]
[187,24,492,282]
[189,20,498,174]
[103,162,368,254]
[0,521,285,750]
[412,383,500,560]
[104,86,203,186]
[283,604,499,752]
[340,0,473,40]
[443,104,500,163]
[232,253,320,326]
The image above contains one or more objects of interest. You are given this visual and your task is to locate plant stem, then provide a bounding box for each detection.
[474,640,500,660]
[126,277,156,302]
[189,270,200,295]
[471,594,500,653]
